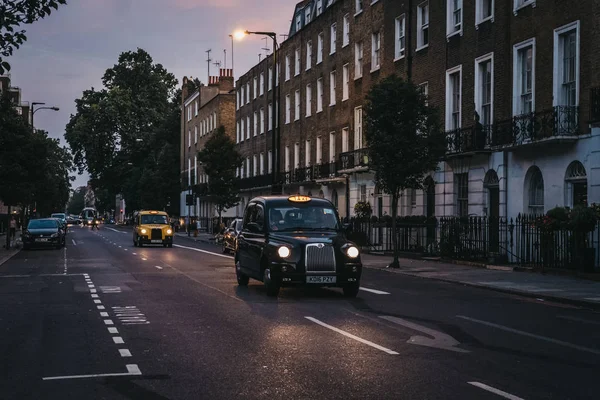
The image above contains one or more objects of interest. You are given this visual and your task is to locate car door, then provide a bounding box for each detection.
[237,204,256,275]
[246,204,266,276]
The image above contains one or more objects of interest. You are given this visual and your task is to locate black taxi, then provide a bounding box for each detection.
[235,195,362,297]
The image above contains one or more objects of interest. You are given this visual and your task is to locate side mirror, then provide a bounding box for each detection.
[246,222,262,233]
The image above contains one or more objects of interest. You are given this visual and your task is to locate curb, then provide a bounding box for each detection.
[363,264,600,311]
[0,248,21,267]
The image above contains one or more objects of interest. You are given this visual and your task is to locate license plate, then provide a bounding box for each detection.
[36,238,48,242]
[151,240,162,243]
[306,276,336,284]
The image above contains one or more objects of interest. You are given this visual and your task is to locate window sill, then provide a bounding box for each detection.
[330,52,336,56]
[416,44,429,52]
[513,1,536,15]
[317,109,323,113]
[306,114,312,118]
[354,75,362,81]
[393,55,405,62]
[446,30,462,40]
[305,67,311,72]
[342,43,349,48]
[330,103,336,107]
[317,60,323,65]
[370,66,381,73]
[354,10,363,17]
[342,97,349,102]
[475,16,494,28]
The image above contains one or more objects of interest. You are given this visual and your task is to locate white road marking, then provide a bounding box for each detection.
[557,315,600,326]
[305,316,399,355]
[42,365,142,380]
[173,244,234,259]
[100,312,109,317]
[72,239,77,246]
[468,382,525,400]
[97,305,105,310]
[124,249,128,251]
[141,258,147,261]
[63,246,67,275]
[90,289,97,293]
[88,284,95,288]
[113,337,124,344]
[155,266,163,270]
[108,327,118,334]
[457,315,600,356]
[91,294,99,298]
[119,349,132,357]
[118,246,122,248]
[100,286,122,293]
[360,287,390,295]
[584,297,600,302]
[380,316,469,353]
[83,274,89,277]
[103,319,114,325]
[94,300,102,304]
[105,227,120,233]
[132,252,137,255]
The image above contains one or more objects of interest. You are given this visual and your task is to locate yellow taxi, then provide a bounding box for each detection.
[132,210,174,248]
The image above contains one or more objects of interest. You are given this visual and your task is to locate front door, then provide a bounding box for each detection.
[488,186,500,253]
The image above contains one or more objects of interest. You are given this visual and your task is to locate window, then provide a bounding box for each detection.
[296,14,302,32]
[395,15,406,59]
[355,42,363,78]
[306,84,312,117]
[528,167,544,214]
[476,0,493,24]
[260,72,264,95]
[316,136,322,164]
[317,78,324,112]
[565,161,587,208]
[268,150,273,173]
[410,189,417,208]
[295,90,301,121]
[253,111,258,136]
[236,121,240,143]
[236,91,240,110]
[360,185,367,202]
[276,62,280,86]
[285,146,290,171]
[246,83,250,104]
[305,140,311,166]
[269,67,273,91]
[253,77,257,99]
[343,14,350,47]
[305,6,311,24]
[260,153,265,175]
[418,82,429,106]
[285,55,291,81]
[342,127,349,152]
[268,102,273,130]
[295,48,300,76]
[417,2,429,49]
[342,64,349,101]
[245,158,250,178]
[188,129,191,147]
[246,116,250,139]
[514,0,535,14]
[306,41,312,70]
[445,66,462,131]
[330,23,337,54]
[513,38,535,116]
[187,158,191,185]
[354,107,363,149]
[330,70,336,106]
[553,21,579,108]
[317,32,324,64]
[194,100,198,116]
[194,126,198,143]
[285,94,291,124]
[329,132,336,162]
[253,155,258,177]
[455,173,468,217]
[371,32,381,70]
[447,0,462,37]
[260,108,265,134]
[316,0,322,15]
[355,0,363,14]
[475,54,493,127]
[294,143,300,168]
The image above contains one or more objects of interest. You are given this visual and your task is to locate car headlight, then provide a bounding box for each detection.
[141,228,147,234]
[346,246,360,258]
[50,233,59,238]
[277,246,291,258]
[167,229,173,234]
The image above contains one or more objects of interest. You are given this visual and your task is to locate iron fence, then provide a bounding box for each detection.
[591,87,600,124]
[340,148,369,170]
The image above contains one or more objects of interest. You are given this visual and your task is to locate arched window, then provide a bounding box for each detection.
[565,161,587,207]
[527,167,544,214]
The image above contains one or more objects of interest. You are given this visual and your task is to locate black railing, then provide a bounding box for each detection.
[446,125,491,155]
[590,87,600,124]
[238,174,273,190]
[340,148,369,170]
[314,162,338,179]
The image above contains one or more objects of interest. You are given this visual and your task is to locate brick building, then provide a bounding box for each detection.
[235,0,600,220]
[180,69,235,229]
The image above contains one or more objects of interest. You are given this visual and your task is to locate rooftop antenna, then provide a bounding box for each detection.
[280,34,288,41]
[262,37,271,54]
[205,49,212,82]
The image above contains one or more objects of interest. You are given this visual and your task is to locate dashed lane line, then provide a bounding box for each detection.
[119,349,132,357]
[468,382,525,400]
[42,365,142,381]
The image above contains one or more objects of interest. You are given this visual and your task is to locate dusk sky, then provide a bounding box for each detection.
[8,0,294,188]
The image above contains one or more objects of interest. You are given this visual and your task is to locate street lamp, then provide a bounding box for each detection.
[31,102,60,132]
[234,29,281,194]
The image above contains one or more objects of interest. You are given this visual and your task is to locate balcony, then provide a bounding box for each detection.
[492,106,581,149]
[339,148,370,172]
[590,87,600,124]
[445,125,492,157]
[238,173,273,190]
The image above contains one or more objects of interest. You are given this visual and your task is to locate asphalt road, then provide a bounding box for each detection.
[1,224,599,400]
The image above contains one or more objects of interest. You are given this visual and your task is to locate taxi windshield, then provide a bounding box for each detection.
[141,215,169,225]
[268,205,339,232]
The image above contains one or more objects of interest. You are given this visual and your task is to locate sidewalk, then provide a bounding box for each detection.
[174,231,215,244]
[0,232,22,267]
[361,254,600,308]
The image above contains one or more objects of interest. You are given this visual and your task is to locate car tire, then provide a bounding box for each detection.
[235,261,249,286]
[133,239,138,247]
[137,237,143,247]
[343,283,360,298]
[263,268,280,297]
[222,243,228,254]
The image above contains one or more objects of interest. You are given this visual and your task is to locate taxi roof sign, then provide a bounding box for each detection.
[288,195,311,203]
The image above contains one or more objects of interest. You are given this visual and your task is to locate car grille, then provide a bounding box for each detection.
[151,229,162,240]
[305,244,336,273]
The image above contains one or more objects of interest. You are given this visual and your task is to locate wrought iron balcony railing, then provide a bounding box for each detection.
[445,125,492,155]
[238,174,273,190]
[339,148,369,171]
[590,87,600,124]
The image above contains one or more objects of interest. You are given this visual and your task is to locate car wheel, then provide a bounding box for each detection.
[222,243,228,254]
[133,239,138,247]
[235,261,249,286]
[343,282,360,298]
[137,237,143,247]
[263,268,280,297]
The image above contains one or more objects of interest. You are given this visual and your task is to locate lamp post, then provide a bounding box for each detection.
[31,102,59,132]
[234,30,281,195]
[228,34,235,80]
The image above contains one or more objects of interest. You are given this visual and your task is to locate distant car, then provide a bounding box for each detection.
[222,218,243,254]
[22,218,65,250]
[51,213,67,225]
[235,195,362,297]
[66,215,77,225]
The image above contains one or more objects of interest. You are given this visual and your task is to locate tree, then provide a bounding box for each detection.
[197,126,243,224]
[67,186,86,215]
[364,74,446,268]
[0,0,67,74]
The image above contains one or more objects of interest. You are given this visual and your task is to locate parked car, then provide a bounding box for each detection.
[235,195,362,297]
[22,218,65,250]
[222,218,243,254]
[51,213,67,225]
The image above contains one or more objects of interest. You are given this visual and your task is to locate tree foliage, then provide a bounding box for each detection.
[197,126,243,221]
[64,48,180,215]
[0,0,67,74]
[67,186,86,215]
[364,74,446,267]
